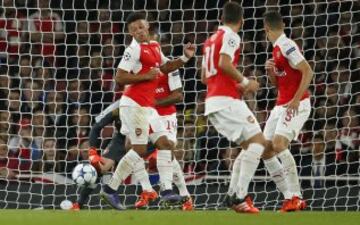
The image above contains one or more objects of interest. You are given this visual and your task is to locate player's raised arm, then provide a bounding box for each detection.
[160,42,196,74]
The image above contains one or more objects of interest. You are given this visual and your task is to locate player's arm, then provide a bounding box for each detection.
[155,88,183,106]
[265,58,278,87]
[200,56,207,85]
[89,110,116,149]
[115,68,158,85]
[218,33,259,92]
[160,43,196,74]
[284,42,313,114]
[292,60,313,101]
[156,70,184,106]
[115,46,159,85]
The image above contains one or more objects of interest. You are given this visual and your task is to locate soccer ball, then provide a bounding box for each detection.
[72,163,98,186]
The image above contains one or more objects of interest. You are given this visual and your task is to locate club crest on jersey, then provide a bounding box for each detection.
[135,128,142,136]
[247,116,255,124]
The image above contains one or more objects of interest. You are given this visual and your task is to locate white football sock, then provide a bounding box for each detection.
[172,159,190,197]
[264,156,292,199]
[278,149,302,198]
[157,150,173,191]
[228,150,245,196]
[133,158,153,192]
[108,149,141,191]
[236,143,264,199]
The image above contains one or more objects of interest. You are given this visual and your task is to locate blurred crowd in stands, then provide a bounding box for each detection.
[0,0,358,187]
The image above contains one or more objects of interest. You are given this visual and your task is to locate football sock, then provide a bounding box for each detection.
[236,143,264,199]
[107,149,142,192]
[278,149,302,198]
[228,150,245,196]
[172,159,190,197]
[157,150,173,191]
[133,158,153,191]
[264,156,292,199]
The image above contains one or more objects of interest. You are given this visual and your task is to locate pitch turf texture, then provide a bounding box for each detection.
[1,210,359,225]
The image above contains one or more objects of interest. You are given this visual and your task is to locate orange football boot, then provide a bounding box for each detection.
[135,190,158,208]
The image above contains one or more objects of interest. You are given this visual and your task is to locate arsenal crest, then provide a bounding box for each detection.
[135,128,142,136]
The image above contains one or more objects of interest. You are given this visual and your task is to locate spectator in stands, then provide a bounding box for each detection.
[7,89,21,123]
[7,118,41,171]
[90,3,120,43]
[328,64,353,105]
[0,72,10,109]
[27,0,64,64]
[0,139,17,179]
[20,80,44,114]
[335,108,359,177]
[312,121,338,187]
[0,0,26,64]
[32,137,62,173]
[220,146,241,174]
[33,60,54,91]
[32,108,48,143]
[65,79,89,113]
[0,111,10,143]
[12,55,32,87]
[176,117,196,173]
[65,107,91,169]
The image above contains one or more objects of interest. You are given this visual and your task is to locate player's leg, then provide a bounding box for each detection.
[272,99,311,212]
[262,107,293,201]
[162,114,193,210]
[153,135,182,205]
[101,106,149,210]
[208,101,264,213]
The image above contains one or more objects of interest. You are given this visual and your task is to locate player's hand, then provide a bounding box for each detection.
[183,42,196,59]
[286,99,300,115]
[265,58,276,71]
[243,79,260,94]
[143,68,160,81]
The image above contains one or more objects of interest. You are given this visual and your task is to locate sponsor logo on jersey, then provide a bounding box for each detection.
[155,87,165,93]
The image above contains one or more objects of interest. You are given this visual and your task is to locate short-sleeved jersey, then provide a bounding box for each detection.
[272,34,310,105]
[202,26,241,115]
[155,70,182,116]
[118,39,168,107]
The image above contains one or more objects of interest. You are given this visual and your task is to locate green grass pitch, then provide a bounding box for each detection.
[1,210,359,225]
